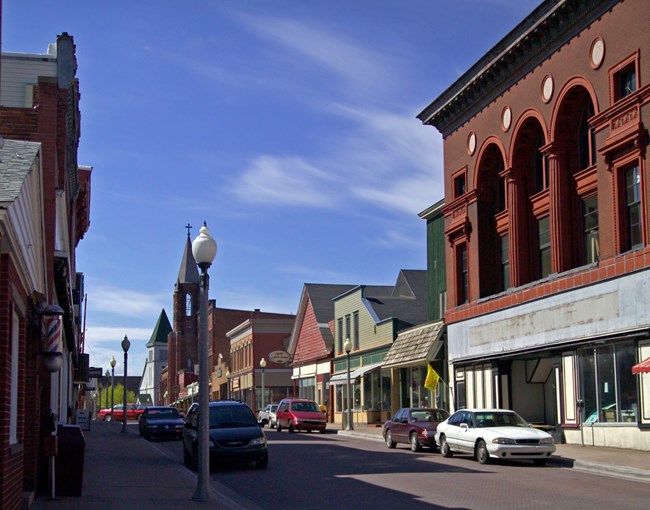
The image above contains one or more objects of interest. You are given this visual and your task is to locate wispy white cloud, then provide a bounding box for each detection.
[90,284,167,318]
[233,13,393,93]
[230,106,443,215]
[373,229,426,250]
[231,155,337,207]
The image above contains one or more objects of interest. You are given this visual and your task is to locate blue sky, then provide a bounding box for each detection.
[4,0,538,375]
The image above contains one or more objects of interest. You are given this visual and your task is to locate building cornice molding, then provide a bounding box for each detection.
[418,0,620,137]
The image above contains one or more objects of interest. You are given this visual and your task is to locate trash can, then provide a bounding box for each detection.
[55,424,85,496]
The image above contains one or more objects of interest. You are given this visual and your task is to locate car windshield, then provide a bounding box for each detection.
[474,411,528,428]
[270,405,278,412]
[147,408,180,420]
[291,401,319,412]
[209,405,258,428]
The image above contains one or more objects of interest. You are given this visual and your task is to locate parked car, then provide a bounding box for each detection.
[383,408,450,452]
[139,406,184,440]
[257,404,278,428]
[435,409,556,465]
[98,403,144,422]
[276,398,326,433]
[182,401,268,469]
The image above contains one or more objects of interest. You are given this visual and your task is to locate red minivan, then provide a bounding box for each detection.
[275,398,326,433]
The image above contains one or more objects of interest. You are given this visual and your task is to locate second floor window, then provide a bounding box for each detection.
[583,195,599,264]
[617,65,636,100]
[456,244,468,305]
[500,234,510,291]
[625,165,642,250]
[538,217,551,279]
[337,318,343,354]
[353,312,359,350]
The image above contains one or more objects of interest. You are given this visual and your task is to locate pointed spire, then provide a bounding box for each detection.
[147,309,173,347]
[176,229,199,286]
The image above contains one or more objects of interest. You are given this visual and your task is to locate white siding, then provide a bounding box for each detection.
[0,55,57,107]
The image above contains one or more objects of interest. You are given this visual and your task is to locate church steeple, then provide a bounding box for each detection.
[176,226,199,287]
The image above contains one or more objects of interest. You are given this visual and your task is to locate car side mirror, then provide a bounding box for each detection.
[460,423,468,431]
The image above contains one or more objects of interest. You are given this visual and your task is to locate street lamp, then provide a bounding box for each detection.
[343,338,354,431]
[121,336,130,433]
[260,357,266,410]
[110,356,116,419]
[191,222,217,501]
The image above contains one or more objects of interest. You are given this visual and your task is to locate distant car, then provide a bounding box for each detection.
[276,398,326,433]
[98,403,144,422]
[383,408,450,452]
[435,409,556,465]
[139,406,184,440]
[257,404,278,428]
[182,401,268,470]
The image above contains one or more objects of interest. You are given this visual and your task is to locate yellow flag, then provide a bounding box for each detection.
[424,365,440,391]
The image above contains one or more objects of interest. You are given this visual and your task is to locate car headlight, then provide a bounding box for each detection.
[492,437,516,445]
[539,437,554,444]
[250,436,267,447]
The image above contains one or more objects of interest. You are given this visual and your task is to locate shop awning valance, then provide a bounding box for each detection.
[330,362,383,385]
[381,320,445,369]
[632,357,650,374]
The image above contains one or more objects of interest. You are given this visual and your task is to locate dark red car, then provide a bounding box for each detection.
[383,408,449,452]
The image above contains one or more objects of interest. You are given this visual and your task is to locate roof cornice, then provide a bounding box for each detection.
[417,0,620,137]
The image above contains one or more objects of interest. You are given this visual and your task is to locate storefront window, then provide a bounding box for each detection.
[580,342,638,423]
[362,369,391,410]
[335,382,358,412]
[298,377,316,401]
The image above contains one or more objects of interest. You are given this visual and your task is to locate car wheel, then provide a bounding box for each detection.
[276,421,282,432]
[476,440,490,464]
[533,459,548,466]
[288,423,294,433]
[319,428,326,434]
[440,436,453,457]
[385,430,396,449]
[410,432,421,452]
[256,454,269,469]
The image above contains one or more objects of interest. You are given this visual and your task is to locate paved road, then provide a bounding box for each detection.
[150,428,648,510]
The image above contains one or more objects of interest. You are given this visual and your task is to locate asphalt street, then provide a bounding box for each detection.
[151,427,649,510]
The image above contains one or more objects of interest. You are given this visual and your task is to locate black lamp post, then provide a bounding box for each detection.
[110,356,116,418]
[344,338,354,431]
[260,357,266,410]
[121,336,130,433]
[191,222,217,501]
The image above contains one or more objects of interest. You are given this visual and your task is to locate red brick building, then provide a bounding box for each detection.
[166,231,295,411]
[419,0,649,449]
[0,34,91,507]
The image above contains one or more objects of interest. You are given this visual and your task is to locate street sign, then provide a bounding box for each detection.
[268,350,291,364]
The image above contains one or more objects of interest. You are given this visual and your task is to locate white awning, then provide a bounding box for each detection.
[330,362,383,385]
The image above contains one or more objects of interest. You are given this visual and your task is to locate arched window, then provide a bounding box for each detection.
[578,100,595,172]
[185,293,192,316]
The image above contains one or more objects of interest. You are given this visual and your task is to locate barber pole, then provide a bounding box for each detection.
[45,315,62,353]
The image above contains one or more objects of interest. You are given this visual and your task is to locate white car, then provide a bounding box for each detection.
[257,404,278,428]
[435,409,556,465]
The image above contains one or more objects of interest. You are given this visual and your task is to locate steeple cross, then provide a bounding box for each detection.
[185,223,193,237]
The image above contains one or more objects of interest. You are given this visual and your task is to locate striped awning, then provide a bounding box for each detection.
[632,357,650,374]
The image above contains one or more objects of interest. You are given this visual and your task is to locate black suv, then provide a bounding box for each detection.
[182,400,268,469]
